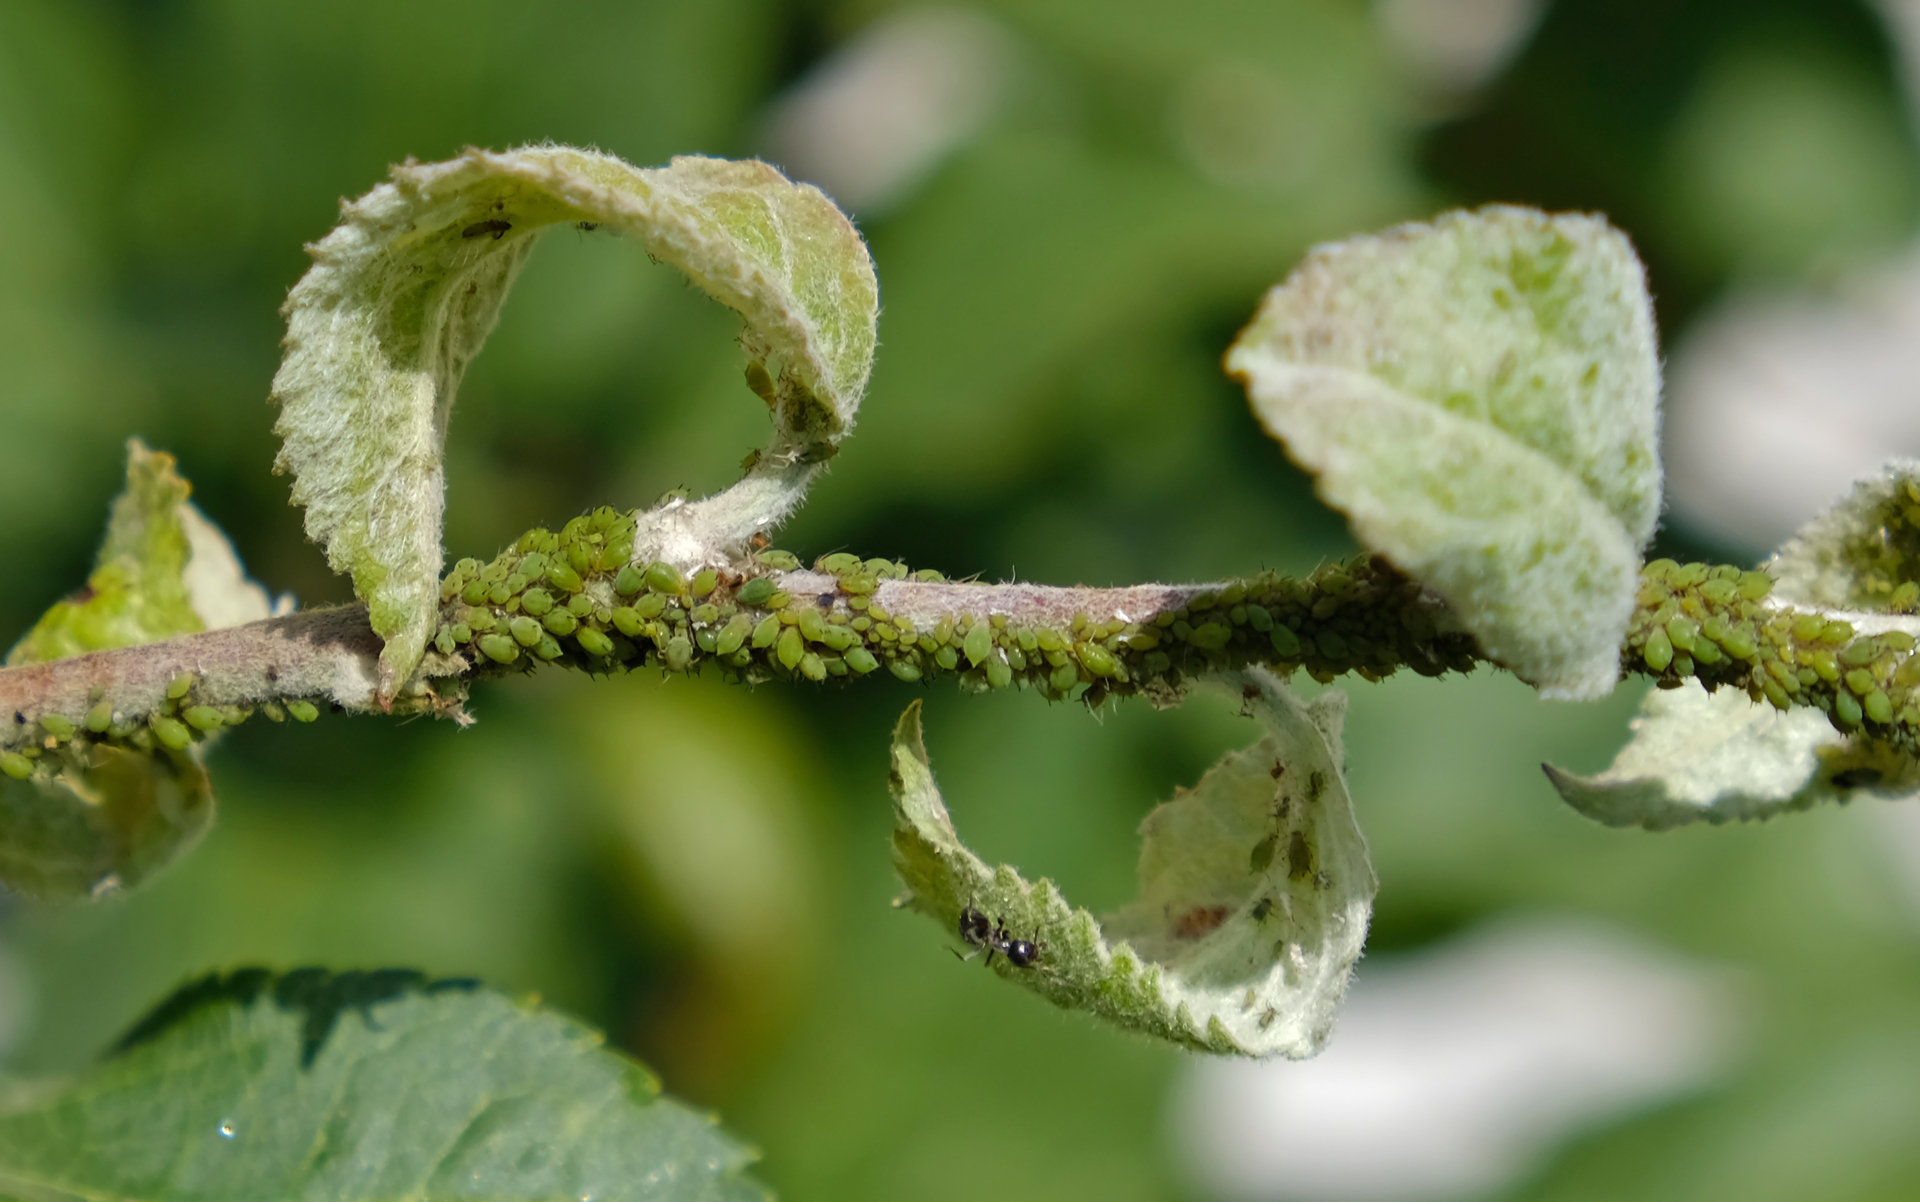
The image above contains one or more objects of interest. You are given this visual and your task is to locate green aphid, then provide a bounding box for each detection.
[547,562,585,593]
[1664,617,1697,655]
[287,700,320,723]
[1219,583,1247,607]
[478,634,520,664]
[767,591,791,610]
[1806,648,1840,682]
[86,701,114,733]
[1841,638,1882,667]
[1270,626,1303,658]
[576,627,616,658]
[181,705,224,733]
[752,614,782,649]
[1189,592,1217,613]
[799,652,828,682]
[1079,643,1117,677]
[509,616,543,647]
[1036,628,1063,653]
[691,603,721,626]
[544,611,579,637]
[691,568,719,598]
[1642,628,1674,672]
[715,614,752,656]
[834,644,873,675]
[503,573,531,596]
[1845,668,1876,696]
[1699,578,1738,606]
[128,727,156,752]
[1015,627,1038,651]
[1317,631,1349,660]
[151,715,193,751]
[889,658,922,683]
[798,607,828,643]
[612,608,644,638]
[592,541,628,574]
[1737,571,1773,601]
[934,616,955,646]
[487,582,512,606]
[1790,613,1826,642]
[434,627,457,655]
[1720,626,1758,661]
[842,572,879,595]
[745,361,778,403]
[934,646,959,672]
[0,751,32,780]
[1007,648,1028,672]
[665,636,694,672]
[567,593,594,618]
[1820,620,1855,645]
[1891,581,1920,612]
[848,596,871,612]
[820,552,861,574]
[520,589,554,617]
[1835,690,1864,728]
[1049,662,1080,692]
[912,569,945,583]
[462,580,491,606]
[985,657,1013,690]
[1884,631,1917,653]
[1245,604,1274,633]
[635,593,667,620]
[1249,833,1278,874]
[614,565,646,596]
[963,623,993,668]
[1763,680,1792,711]
[777,625,805,670]
[166,673,195,701]
[1691,640,1722,666]
[1866,689,1896,725]
[694,628,718,653]
[1670,653,1695,677]
[821,626,856,652]
[757,549,801,570]
[737,577,777,606]
[566,541,593,575]
[39,714,75,741]
[1189,623,1232,651]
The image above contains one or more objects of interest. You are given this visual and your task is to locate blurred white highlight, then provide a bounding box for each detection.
[1665,261,1920,553]
[761,7,1010,216]
[1375,0,1544,95]
[1171,916,1737,1202]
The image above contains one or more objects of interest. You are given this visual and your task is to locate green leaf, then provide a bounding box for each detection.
[272,146,879,704]
[889,669,1374,1057]
[1544,680,1917,830]
[0,968,768,1201]
[1,441,270,899]
[1226,206,1662,699]
[1769,459,1920,613]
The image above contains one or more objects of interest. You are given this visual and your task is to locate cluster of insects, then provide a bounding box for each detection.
[955,904,1044,969]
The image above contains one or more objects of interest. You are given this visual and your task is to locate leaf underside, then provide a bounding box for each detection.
[889,668,1374,1058]
[271,146,879,702]
[0,968,768,1202]
[1227,205,1662,700]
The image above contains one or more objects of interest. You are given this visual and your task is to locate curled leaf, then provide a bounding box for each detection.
[890,669,1374,1057]
[272,146,879,702]
[1545,680,1918,830]
[1226,206,1662,699]
[1,441,266,899]
[1769,459,1920,613]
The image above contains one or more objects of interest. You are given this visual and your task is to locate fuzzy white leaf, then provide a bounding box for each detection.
[890,668,1374,1058]
[271,147,878,703]
[1545,680,1918,829]
[1226,206,1661,699]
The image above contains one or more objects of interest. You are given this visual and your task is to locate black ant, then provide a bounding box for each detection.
[955,904,1043,968]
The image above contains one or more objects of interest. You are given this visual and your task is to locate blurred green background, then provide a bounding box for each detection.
[4,1,1920,1198]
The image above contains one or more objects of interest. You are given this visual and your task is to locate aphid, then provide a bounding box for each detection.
[577,221,601,232]
[461,219,512,240]
[1250,897,1275,923]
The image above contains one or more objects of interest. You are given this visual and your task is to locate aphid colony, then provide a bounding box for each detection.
[424,506,1485,707]
[1,670,320,782]
[1627,558,1920,747]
